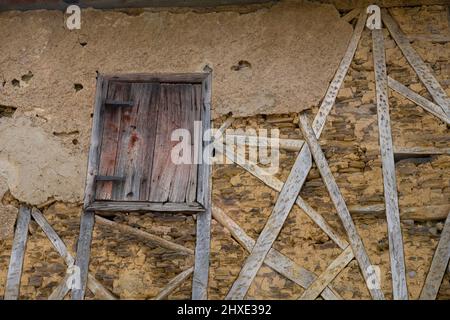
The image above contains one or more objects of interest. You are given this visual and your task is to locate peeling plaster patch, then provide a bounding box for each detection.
[0,117,85,205]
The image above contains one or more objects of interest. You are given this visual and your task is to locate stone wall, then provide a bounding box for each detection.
[0,4,449,299]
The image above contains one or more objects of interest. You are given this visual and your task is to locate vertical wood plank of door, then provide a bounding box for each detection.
[186,84,202,203]
[149,84,179,202]
[96,82,127,200]
[169,84,195,202]
[109,83,132,200]
[139,84,160,201]
[120,83,157,201]
[372,28,408,300]
[4,206,31,300]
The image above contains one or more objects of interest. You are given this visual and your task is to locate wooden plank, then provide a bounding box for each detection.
[31,208,75,266]
[96,81,126,200]
[394,146,450,161]
[71,210,95,300]
[84,75,109,207]
[28,209,115,300]
[299,246,353,300]
[225,134,304,152]
[216,142,349,250]
[103,73,208,84]
[372,28,408,300]
[169,84,194,202]
[152,267,194,300]
[148,84,178,201]
[419,212,450,300]
[382,9,450,119]
[342,8,360,22]
[121,83,156,201]
[212,204,342,300]
[313,10,366,135]
[299,113,384,300]
[95,215,193,255]
[95,175,125,181]
[87,200,204,212]
[192,72,213,300]
[388,77,450,124]
[4,206,31,300]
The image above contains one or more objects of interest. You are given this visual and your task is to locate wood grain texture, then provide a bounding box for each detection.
[299,113,384,300]
[192,73,213,300]
[388,77,450,124]
[225,134,304,152]
[312,10,366,135]
[71,210,95,300]
[87,200,204,212]
[212,204,342,300]
[216,142,348,250]
[299,246,353,300]
[48,273,71,300]
[4,205,31,300]
[382,9,450,119]
[103,73,208,84]
[419,212,450,300]
[152,267,194,300]
[95,215,193,255]
[372,28,408,300]
[84,75,109,207]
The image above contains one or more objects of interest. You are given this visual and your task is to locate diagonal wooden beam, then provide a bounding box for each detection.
[388,77,450,125]
[224,134,304,152]
[298,246,353,300]
[95,215,193,255]
[299,113,384,300]
[382,9,450,118]
[213,204,342,300]
[419,212,450,300]
[216,143,349,250]
[4,205,31,300]
[372,27,408,300]
[153,267,194,300]
[30,208,116,300]
[72,210,96,300]
[342,8,361,23]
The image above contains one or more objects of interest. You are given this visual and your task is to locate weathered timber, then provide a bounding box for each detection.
[212,204,342,300]
[406,33,450,43]
[192,71,213,300]
[299,113,384,300]
[388,77,450,124]
[349,203,450,221]
[299,246,354,300]
[95,215,194,255]
[95,175,125,182]
[87,201,204,213]
[419,213,450,300]
[382,9,450,118]
[84,75,109,207]
[103,73,208,84]
[372,28,408,300]
[216,142,348,250]
[153,267,194,300]
[4,206,31,300]
[224,134,304,152]
[72,210,95,300]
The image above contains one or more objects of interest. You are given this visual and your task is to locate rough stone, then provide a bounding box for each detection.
[0,204,18,240]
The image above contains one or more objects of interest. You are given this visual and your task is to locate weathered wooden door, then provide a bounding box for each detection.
[84,73,211,213]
